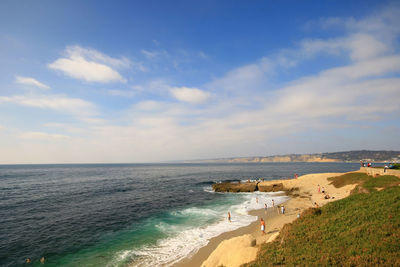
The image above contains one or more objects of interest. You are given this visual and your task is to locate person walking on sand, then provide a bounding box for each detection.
[260,218,266,235]
[264,203,267,214]
[228,212,231,222]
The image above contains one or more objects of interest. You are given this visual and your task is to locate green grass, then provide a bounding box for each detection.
[327,172,370,188]
[328,172,400,193]
[245,174,400,267]
[363,175,400,192]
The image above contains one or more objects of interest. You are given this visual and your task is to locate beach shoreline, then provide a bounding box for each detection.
[173,197,284,267]
[173,172,357,267]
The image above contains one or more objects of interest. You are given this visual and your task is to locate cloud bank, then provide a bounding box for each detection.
[1,5,399,163]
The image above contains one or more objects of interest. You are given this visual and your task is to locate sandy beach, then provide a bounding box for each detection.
[174,172,357,267]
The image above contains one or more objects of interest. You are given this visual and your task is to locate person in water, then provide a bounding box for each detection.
[260,218,266,235]
[228,211,231,222]
[40,257,45,264]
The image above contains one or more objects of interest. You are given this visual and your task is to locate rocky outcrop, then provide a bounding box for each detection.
[258,182,285,192]
[212,182,258,192]
[212,181,289,192]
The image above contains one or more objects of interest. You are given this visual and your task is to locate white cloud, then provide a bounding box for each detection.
[0,94,97,117]
[18,131,70,140]
[299,33,389,62]
[43,123,85,134]
[346,33,388,61]
[64,45,131,68]
[207,57,273,94]
[170,87,210,104]
[15,76,50,89]
[48,45,127,83]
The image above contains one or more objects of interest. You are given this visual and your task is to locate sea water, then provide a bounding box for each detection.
[0,162,359,266]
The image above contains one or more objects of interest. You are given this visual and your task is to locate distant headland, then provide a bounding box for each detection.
[184,150,400,163]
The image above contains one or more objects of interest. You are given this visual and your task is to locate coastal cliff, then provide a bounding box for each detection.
[185,150,400,163]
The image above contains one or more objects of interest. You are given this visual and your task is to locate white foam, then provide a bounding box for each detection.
[202,186,214,193]
[115,192,289,267]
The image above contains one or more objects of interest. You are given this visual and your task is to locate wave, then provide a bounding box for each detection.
[195,179,241,186]
[116,192,289,267]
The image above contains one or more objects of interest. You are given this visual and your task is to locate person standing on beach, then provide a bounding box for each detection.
[318,185,320,193]
[264,203,267,214]
[260,218,266,235]
[228,212,231,222]
[272,199,274,207]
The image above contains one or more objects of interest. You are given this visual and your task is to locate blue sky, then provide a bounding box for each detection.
[0,0,399,163]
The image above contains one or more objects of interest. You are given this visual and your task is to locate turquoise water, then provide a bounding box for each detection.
[0,163,359,266]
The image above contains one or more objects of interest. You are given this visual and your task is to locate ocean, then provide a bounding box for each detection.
[0,162,359,266]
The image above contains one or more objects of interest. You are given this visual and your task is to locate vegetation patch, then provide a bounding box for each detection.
[245,186,400,267]
[328,172,400,194]
[363,175,400,192]
[328,172,370,188]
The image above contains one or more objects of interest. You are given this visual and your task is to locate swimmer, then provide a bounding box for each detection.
[40,257,45,264]
[228,211,231,222]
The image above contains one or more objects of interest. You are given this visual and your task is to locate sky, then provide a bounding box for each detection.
[0,0,399,164]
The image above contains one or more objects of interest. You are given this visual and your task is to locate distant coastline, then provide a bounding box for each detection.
[183,150,400,164]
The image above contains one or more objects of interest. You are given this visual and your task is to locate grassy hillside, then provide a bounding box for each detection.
[246,174,400,266]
